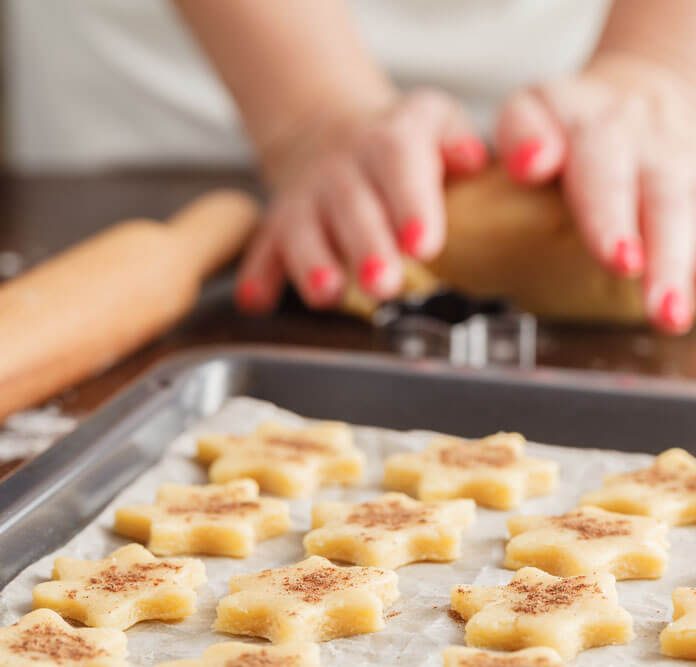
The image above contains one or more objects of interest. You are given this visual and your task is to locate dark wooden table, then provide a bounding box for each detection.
[1,167,695,477]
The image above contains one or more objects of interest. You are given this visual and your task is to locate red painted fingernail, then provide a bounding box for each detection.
[399,218,425,256]
[359,254,387,291]
[235,279,261,311]
[442,136,488,173]
[308,265,338,294]
[506,138,543,181]
[657,289,692,333]
[613,238,644,276]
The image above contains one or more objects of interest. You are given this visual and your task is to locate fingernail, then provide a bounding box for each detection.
[613,238,644,276]
[657,289,692,333]
[359,254,387,291]
[506,138,543,181]
[308,265,339,294]
[399,218,426,257]
[442,136,488,173]
[235,279,261,311]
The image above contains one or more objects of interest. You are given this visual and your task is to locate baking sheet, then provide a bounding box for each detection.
[1,396,693,666]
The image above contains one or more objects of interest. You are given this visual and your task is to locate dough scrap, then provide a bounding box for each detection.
[581,448,696,525]
[215,555,399,643]
[304,492,475,568]
[156,640,320,667]
[384,432,557,509]
[442,646,564,667]
[32,544,206,630]
[198,422,364,497]
[0,609,128,667]
[451,566,633,660]
[114,479,290,557]
[504,505,669,579]
[660,587,696,660]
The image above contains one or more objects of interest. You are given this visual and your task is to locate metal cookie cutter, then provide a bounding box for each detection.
[373,290,537,368]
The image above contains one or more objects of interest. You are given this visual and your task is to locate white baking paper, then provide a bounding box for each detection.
[1,397,694,666]
[0,406,77,462]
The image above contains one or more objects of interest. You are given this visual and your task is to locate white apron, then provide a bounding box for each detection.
[5,0,609,171]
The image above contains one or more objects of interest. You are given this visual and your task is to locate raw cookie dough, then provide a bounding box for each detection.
[451,566,634,660]
[504,506,669,579]
[384,432,558,509]
[214,555,399,643]
[443,646,564,667]
[304,492,475,568]
[32,544,207,630]
[114,479,290,557]
[660,587,696,660]
[157,641,320,667]
[198,421,364,497]
[581,448,696,525]
[0,609,128,666]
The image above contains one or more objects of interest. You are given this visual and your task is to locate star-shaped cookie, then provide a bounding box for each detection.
[451,567,633,660]
[660,587,696,659]
[304,492,475,569]
[504,506,669,579]
[443,646,564,667]
[198,421,364,497]
[384,432,558,509]
[114,479,290,557]
[0,609,128,666]
[32,543,207,629]
[215,555,399,643]
[581,448,696,525]
[156,641,320,667]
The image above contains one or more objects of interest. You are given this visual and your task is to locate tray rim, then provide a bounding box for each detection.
[146,343,696,400]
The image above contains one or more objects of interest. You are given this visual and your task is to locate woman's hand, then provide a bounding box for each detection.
[497,53,696,334]
[235,89,487,312]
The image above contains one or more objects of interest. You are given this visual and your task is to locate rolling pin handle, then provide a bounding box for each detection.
[169,190,259,280]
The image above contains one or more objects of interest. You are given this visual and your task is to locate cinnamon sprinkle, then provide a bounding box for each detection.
[265,437,329,455]
[628,467,696,493]
[87,561,182,592]
[552,513,631,540]
[454,652,554,667]
[282,566,359,603]
[439,443,516,468]
[165,500,260,515]
[227,651,298,667]
[448,608,466,626]
[347,500,431,530]
[8,623,104,663]
[508,577,601,615]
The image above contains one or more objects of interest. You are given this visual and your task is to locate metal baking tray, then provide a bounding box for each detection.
[1,345,696,588]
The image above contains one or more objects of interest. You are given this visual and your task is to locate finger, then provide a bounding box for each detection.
[438,99,488,176]
[318,160,402,299]
[276,198,345,309]
[641,167,695,334]
[497,89,566,184]
[562,118,644,277]
[234,223,285,314]
[362,92,457,261]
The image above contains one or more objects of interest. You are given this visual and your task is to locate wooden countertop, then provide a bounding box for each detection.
[1,167,695,470]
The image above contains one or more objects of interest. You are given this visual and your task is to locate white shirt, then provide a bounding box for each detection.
[5,0,610,172]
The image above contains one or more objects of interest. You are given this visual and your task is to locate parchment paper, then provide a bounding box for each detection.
[1,397,694,666]
[0,406,77,462]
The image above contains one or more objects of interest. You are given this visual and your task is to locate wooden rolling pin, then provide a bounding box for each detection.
[0,190,258,421]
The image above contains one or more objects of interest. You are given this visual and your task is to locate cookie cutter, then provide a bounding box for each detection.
[373,291,537,368]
